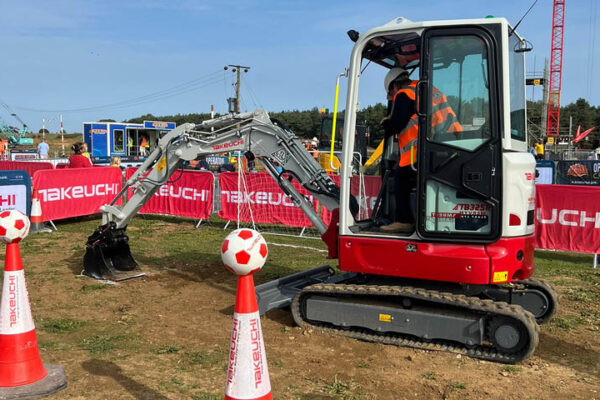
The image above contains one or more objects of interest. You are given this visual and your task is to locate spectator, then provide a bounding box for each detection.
[37,138,49,159]
[139,135,149,156]
[535,140,545,160]
[110,156,122,168]
[81,142,91,160]
[69,142,92,168]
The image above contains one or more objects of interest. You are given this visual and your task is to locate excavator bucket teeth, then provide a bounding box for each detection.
[83,223,144,281]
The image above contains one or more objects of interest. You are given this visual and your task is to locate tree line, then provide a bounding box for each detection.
[108,97,599,149]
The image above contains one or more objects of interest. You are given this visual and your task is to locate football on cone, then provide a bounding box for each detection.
[221,229,268,276]
[0,210,30,244]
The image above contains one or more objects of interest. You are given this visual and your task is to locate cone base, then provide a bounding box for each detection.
[225,392,272,400]
[0,363,66,399]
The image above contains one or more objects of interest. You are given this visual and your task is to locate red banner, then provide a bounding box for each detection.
[218,172,317,227]
[125,168,213,219]
[0,161,54,177]
[322,174,382,225]
[536,184,600,253]
[32,167,122,221]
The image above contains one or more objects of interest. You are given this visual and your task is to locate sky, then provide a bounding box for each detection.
[0,0,597,133]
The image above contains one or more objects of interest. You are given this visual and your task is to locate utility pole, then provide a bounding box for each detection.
[224,64,251,113]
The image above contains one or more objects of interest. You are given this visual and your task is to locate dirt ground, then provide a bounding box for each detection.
[7,216,600,400]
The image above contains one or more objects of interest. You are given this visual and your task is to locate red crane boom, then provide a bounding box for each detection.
[546,0,566,136]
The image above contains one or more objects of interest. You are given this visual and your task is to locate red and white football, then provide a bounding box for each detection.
[0,210,30,244]
[221,229,268,276]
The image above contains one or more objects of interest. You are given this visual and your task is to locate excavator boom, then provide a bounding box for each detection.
[84,110,341,280]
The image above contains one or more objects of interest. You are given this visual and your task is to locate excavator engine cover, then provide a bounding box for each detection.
[83,222,144,281]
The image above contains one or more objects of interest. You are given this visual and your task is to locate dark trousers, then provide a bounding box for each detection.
[393,165,417,223]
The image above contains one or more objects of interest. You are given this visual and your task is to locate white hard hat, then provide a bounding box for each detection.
[312,137,318,141]
[384,67,408,91]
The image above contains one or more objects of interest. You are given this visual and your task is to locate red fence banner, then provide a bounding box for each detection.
[125,168,213,219]
[322,174,382,225]
[536,184,600,253]
[32,167,122,221]
[218,172,317,227]
[0,161,54,177]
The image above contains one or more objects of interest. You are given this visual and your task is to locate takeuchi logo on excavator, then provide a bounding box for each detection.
[212,139,244,151]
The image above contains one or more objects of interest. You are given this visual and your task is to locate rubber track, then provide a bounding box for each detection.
[518,277,559,323]
[292,283,539,364]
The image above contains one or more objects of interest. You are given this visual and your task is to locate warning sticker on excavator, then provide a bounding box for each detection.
[156,157,167,172]
[492,271,508,283]
[379,314,392,323]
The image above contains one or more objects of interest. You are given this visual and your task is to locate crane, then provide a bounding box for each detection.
[0,98,33,146]
[545,0,566,136]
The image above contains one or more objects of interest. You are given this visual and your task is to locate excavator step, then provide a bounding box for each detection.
[255,265,356,315]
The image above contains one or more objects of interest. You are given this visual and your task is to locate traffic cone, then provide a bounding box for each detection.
[225,274,272,400]
[29,189,51,234]
[0,242,66,397]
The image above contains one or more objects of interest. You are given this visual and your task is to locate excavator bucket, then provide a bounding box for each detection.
[83,222,145,281]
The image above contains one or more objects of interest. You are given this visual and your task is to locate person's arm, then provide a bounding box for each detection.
[381,92,414,136]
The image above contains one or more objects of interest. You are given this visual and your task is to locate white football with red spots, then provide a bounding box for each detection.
[221,229,268,276]
[0,210,30,244]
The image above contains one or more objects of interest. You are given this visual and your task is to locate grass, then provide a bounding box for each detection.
[323,376,364,399]
[39,318,86,333]
[155,344,182,354]
[447,381,466,390]
[184,348,227,367]
[81,334,128,354]
[423,371,436,380]
[81,283,112,294]
[502,365,522,373]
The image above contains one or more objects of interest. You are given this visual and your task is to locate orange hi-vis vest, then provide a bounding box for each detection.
[394,81,462,167]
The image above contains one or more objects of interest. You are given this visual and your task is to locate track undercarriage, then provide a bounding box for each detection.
[256,266,558,364]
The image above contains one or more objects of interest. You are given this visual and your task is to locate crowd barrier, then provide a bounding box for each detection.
[0,161,54,177]
[218,172,317,227]
[32,167,122,221]
[0,165,595,262]
[125,168,213,220]
[535,184,600,254]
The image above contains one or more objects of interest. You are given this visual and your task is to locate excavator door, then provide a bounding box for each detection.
[416,25,503,242]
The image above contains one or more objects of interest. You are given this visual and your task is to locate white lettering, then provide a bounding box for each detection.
[558,209,578,227]
[72,186,83,198]
[38,184,120,202]
[537,207,600,229]
[537,208,557,224]
[579,211,600,228]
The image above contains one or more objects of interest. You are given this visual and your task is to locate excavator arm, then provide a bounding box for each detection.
[83,110,342,280]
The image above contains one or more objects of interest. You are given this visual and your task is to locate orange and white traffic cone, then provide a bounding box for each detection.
[225,274,272,400]
[29,189,51,234]
[0,241,66,397]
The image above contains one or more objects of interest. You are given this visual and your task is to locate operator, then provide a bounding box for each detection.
[379,67,461,233]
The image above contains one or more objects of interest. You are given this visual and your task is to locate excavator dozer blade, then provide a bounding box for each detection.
[83,222,145,282]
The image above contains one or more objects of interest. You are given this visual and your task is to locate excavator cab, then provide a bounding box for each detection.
[336,18,535,282]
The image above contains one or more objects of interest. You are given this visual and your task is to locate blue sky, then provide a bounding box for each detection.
[0,0,597,132]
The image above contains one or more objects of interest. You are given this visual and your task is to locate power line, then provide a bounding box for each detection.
[12,69,224,113]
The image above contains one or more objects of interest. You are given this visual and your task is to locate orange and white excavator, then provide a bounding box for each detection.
[83,16,557,363]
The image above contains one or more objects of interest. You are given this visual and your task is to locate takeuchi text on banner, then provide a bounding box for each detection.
[218,172,318,227]
[535,184,600,253]
[32,167,123,221]
[125,168,213,219]
[322,174,382,225]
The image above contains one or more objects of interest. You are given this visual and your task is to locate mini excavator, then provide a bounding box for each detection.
[84,17,557,363]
